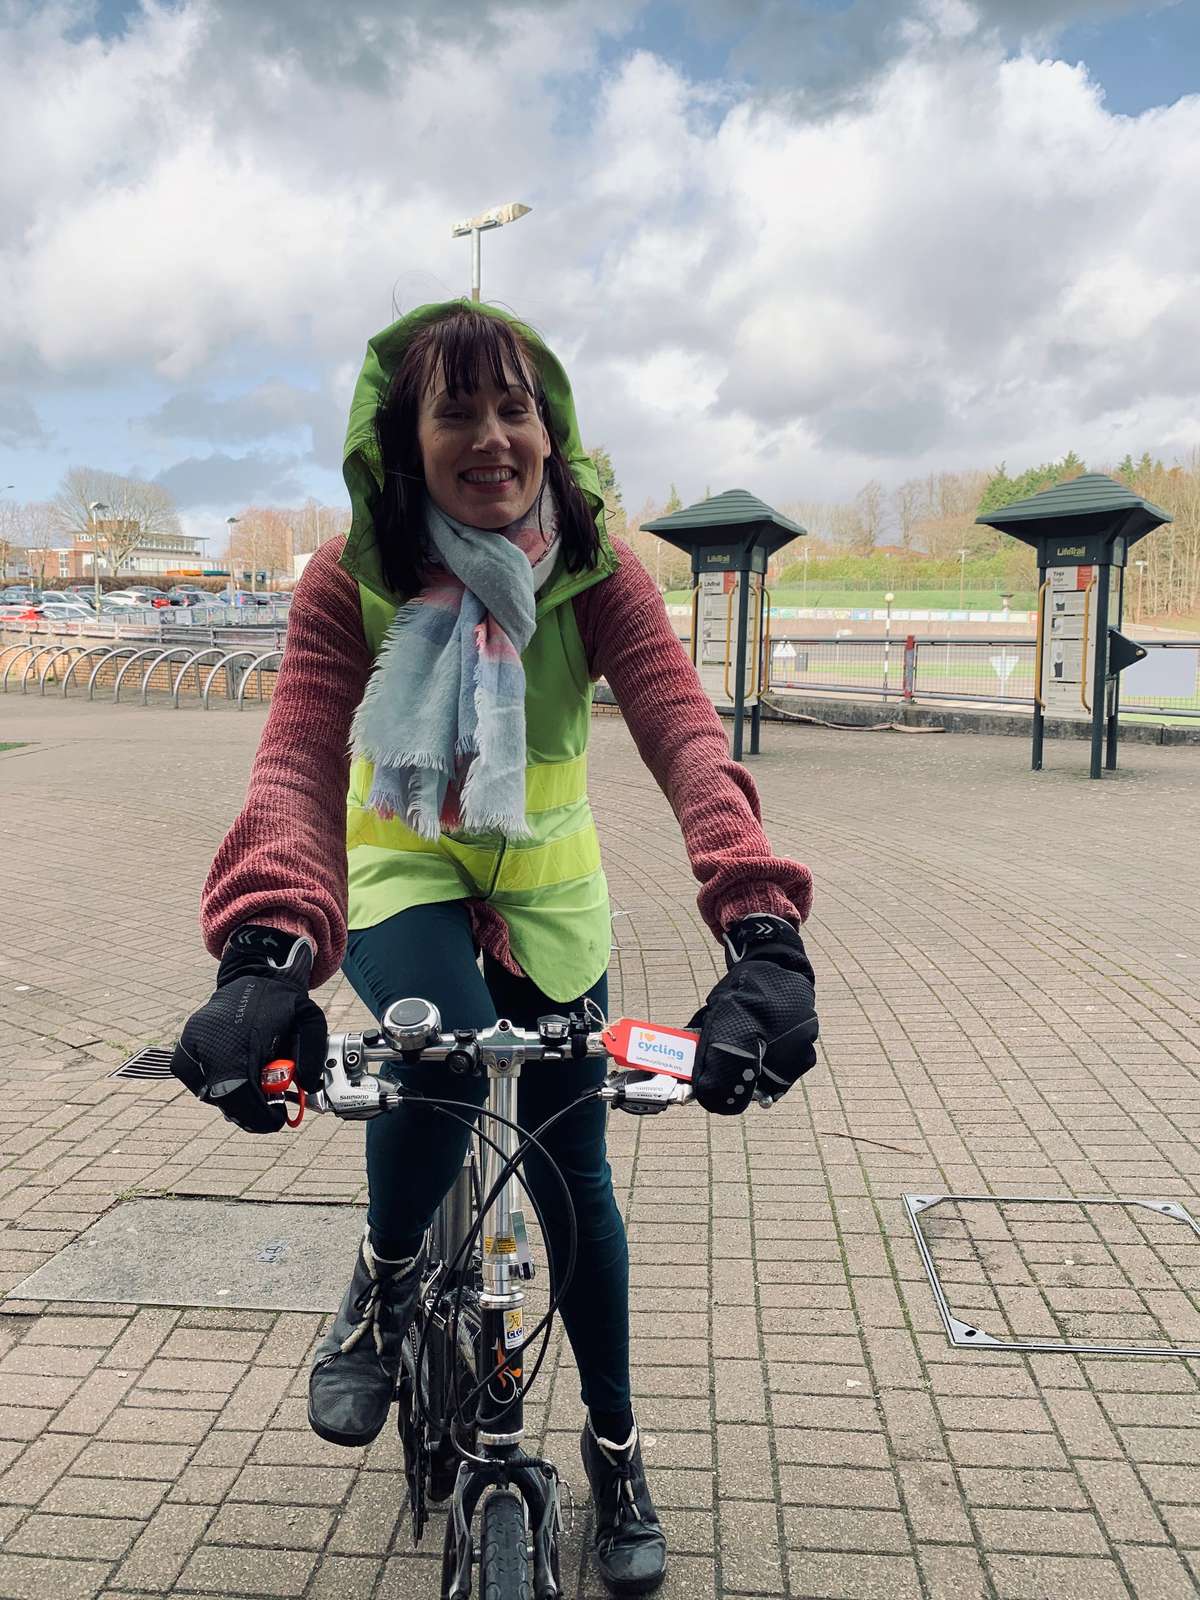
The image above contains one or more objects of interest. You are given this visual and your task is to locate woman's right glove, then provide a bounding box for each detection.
[170,925,328,1134]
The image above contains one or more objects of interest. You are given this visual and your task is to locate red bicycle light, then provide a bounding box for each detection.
[261,1058,305,1127]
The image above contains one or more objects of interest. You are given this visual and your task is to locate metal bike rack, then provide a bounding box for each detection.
[20,644,68,694]
[111,645,194,704]
[85,646,140,702]
[171,647,228,708]
[61,644,123,697]
[201,648,264,710]
[234,648,282,709]
[36,645,88,696]
[1,642,40,693]
[134,645,208,706]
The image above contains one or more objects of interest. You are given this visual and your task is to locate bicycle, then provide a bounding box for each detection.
[264,998,706,1600]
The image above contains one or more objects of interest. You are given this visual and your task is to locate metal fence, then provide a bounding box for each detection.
[3,603,291,632]
[762,635,1200,718]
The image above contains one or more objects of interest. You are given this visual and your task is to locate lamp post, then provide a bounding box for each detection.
[883,591,895,696]
[802,544,810,609]
[957,547,969,612]
[226,516,246,598]
[88,500,109,615]
[1134,558,1148,623]
[450,202,532,301]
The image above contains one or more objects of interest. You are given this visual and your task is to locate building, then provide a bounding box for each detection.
[74,523,206,578]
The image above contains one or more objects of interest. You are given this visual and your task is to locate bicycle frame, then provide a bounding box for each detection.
[302,1004,696,1600]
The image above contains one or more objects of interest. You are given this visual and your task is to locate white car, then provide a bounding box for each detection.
[38,602,96,621]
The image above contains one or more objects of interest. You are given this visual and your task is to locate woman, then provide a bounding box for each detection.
[171,300,819,1598]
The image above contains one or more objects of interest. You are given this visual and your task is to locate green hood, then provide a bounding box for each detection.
[340,299,615,602]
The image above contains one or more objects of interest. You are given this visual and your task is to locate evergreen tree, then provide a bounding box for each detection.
[586,446,622,508]
[586,445,625,535]
[1117,453,1136,482]
[665,483,683,513]
[976,453,1086,516]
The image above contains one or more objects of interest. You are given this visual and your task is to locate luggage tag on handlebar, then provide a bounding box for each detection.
[601,1019,699,1082]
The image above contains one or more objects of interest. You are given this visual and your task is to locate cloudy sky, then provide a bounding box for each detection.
[1,0,1198,546]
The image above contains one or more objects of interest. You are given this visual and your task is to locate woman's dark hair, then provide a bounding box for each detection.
[373,307,601,596]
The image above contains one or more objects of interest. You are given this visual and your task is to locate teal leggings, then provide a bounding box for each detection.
[341,902,630,1413]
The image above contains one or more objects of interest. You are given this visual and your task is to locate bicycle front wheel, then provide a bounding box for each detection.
[479,1490,531,1600]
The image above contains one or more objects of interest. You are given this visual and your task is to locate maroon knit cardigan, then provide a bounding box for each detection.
[200,537,812,988]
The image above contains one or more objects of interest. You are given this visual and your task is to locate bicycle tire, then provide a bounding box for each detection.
[479,1490,531,1600]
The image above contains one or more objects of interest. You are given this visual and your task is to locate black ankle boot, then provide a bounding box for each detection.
[581,1417,668,1596]
[307,1232,425,1447]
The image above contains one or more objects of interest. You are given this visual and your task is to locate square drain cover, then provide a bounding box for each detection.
[906,1193,1200,1357]
[7,1198,365,1313]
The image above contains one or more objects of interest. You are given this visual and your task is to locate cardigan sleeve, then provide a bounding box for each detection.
[199,540,371,987]
[575,539,813,937]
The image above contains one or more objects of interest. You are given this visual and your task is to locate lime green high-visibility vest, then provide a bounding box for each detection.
[338,299,620,1002]
[346,561,614,1001]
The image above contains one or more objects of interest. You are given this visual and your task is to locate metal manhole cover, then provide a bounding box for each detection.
[109,1047,175,1080]
[6,1198,365,1313]
[905,1193,1200,1357]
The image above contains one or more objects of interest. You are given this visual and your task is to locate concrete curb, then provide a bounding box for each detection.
[594,683,1200,744]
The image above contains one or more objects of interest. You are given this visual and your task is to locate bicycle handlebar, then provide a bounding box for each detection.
[272,997,699,1123]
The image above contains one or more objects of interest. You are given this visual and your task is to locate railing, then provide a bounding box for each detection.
[1,607,289,639]
[760,635,1200,718]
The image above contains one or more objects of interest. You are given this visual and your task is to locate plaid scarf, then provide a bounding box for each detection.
[350,487,559,841]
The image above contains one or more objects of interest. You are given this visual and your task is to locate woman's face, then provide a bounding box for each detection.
[417,357,551,529]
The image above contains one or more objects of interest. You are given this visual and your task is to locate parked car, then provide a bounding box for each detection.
[37,602,95,621]
[104,589,172,609]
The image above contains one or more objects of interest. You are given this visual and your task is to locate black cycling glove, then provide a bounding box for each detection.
[689,914,819,1116]
[170,925,327,1134]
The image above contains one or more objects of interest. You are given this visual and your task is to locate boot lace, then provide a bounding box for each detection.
[338,1238,418,1358]
[594,1435,648,1551]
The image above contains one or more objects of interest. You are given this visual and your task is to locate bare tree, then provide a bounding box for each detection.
[855,480,885,552]
[0,500,22,581]
[622,495,691,592]
[291,498,351,555]
[50,467,180,578]
[0,500,54,581]
[893,479,925,551]
[227,507,295,588]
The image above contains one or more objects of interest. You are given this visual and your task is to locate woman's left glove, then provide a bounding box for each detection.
[689,915,819,1115]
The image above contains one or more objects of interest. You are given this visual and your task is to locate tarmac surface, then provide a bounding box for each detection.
[1,695,1199,1599]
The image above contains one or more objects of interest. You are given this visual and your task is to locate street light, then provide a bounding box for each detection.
[88,501,109,615]
[226,516,248,598]
[957,547,969,613]
[450,201,532,302]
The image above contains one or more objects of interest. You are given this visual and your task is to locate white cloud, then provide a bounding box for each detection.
[1,0,1198,525]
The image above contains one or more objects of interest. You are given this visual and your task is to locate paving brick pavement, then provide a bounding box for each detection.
[1,696,1199,1599]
